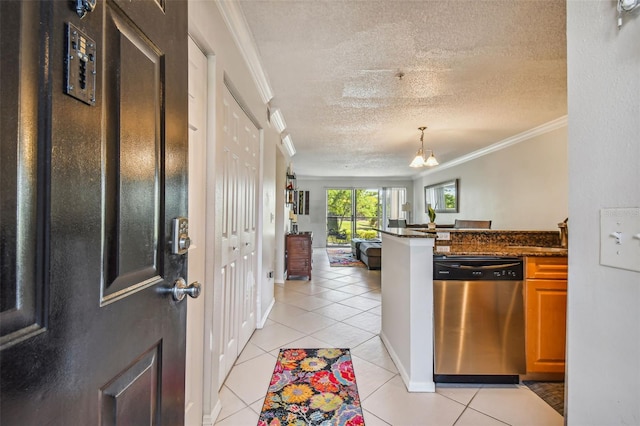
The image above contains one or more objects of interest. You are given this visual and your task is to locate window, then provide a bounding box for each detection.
[381,187,407,226]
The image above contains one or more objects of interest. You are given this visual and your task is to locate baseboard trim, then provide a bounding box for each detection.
[258,297,275,329]
[202,399,222,426]
[379,332,436,393]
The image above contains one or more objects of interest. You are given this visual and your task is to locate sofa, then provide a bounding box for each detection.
[351,238,381,260]
[359,241,382,270]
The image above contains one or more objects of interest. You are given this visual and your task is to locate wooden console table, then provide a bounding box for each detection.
[286,232,312,280]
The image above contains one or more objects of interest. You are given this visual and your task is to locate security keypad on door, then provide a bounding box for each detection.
[65,23,96,105]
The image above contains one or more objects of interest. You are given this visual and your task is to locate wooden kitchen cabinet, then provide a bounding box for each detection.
[525,256,568,373]
[286,233,312,280]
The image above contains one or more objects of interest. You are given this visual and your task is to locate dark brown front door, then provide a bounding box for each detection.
[1,0,189,423]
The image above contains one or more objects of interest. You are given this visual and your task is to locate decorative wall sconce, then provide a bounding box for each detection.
[270,108,287,133]
[282,134,296,157]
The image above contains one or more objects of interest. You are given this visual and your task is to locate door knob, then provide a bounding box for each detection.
[171,278,201,301]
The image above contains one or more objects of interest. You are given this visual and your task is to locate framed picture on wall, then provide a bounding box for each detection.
[424,179,459,213]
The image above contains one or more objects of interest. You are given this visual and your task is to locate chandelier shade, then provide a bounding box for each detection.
[409,126,438,168]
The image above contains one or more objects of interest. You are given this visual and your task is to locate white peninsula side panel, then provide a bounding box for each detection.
[379,233,435,392]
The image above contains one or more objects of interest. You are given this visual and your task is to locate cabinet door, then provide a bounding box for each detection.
[526,279,567,373]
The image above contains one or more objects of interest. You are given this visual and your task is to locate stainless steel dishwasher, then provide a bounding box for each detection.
[433,256,525,383]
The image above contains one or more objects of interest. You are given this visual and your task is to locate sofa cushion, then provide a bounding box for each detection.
[360,242,381,257]
[351,238,381,259]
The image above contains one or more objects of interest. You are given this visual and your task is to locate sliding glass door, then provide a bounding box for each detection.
[326,189,352,246]
[326,188,380,246]
[354,189,380,239]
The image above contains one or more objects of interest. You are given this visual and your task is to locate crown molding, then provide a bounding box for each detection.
[296,175,414,182]
[216,1,274,103]
[417,115,568,178]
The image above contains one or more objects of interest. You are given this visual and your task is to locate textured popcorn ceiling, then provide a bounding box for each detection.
[238,0,567,177]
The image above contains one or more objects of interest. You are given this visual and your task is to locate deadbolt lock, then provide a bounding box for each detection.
[171,217,191,255]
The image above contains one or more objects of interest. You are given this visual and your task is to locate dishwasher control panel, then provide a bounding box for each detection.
[433,257,523,281]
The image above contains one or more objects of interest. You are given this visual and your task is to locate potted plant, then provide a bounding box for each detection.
[427,205,437,230]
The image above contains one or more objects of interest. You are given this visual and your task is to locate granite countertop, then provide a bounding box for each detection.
[378,228,567,257]
[378,227,437,238]
[434,243,567,257]
[410,228,558,234]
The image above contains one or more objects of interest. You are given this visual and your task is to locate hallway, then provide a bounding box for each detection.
[214,249,563,425]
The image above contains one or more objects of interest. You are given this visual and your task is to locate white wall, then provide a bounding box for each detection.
[260,125,276,325]
[296,177,414,247]
[566,2,640,425]
[188,2,279,420]
[412,126,568,230]
[274,150,288,284]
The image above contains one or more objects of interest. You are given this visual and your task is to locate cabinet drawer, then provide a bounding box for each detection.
[289,258,309,267]
[288,260,310,276]
[526,257,568,279]
[288,243,310,253]
[287,239,310,248]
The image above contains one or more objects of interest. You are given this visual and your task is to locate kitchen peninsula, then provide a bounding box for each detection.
[378,228,437,392]
[378,227,567,393]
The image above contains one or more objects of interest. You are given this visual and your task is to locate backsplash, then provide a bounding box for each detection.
[430,230,561,247]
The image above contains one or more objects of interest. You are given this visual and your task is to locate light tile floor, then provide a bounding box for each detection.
[215,249,564,426]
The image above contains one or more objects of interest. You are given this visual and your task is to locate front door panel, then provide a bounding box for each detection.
[0,1,188,423]
[102,2,164,302]
[0,0,46,348]
[100,344,161,425]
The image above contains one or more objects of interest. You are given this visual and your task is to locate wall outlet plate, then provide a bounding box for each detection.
[600,208,640,272]
[436,232,451,240]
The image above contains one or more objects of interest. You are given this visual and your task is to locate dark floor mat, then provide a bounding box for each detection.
[523,381,564,416]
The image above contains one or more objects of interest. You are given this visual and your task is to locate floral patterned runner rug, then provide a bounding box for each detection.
[258,348,364,425]
[326,249,365,268]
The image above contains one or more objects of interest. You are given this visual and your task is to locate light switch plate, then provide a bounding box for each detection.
[600,208,640,272]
